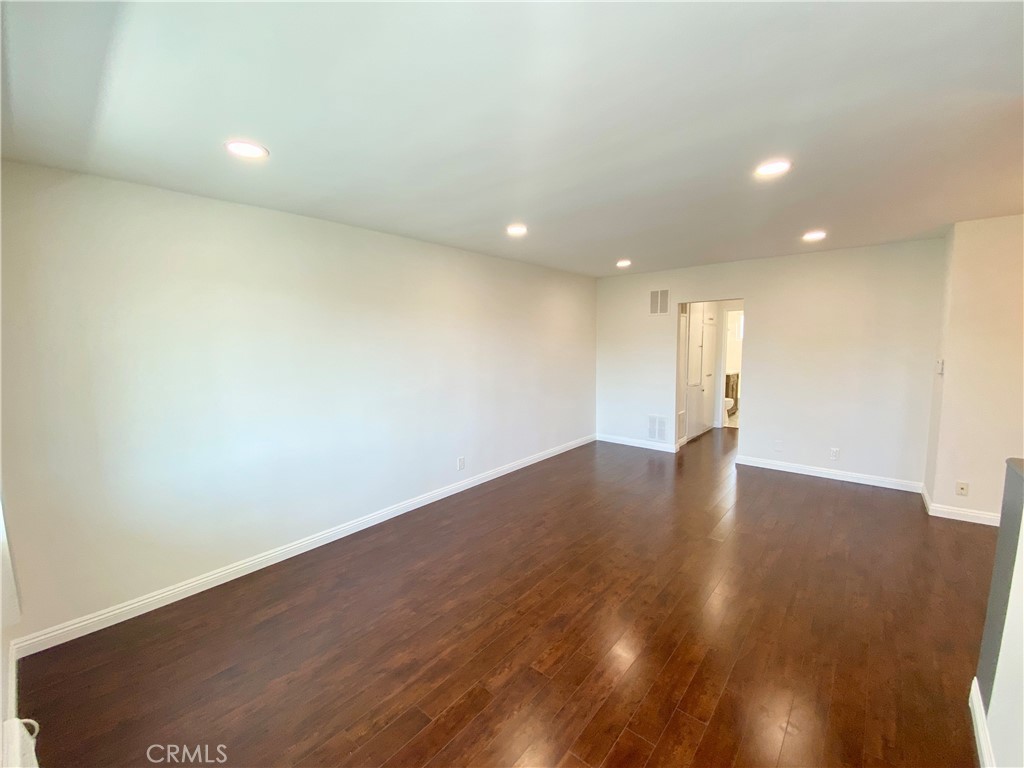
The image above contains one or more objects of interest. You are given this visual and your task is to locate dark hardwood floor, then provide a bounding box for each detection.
[20,430,996,767]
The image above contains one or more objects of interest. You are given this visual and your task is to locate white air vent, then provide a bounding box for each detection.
[648,415,669,441]
[649,289,669,315]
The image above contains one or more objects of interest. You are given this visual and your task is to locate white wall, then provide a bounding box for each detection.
[597,239,946,485]
[923,237,954,502]
[0,161,597,639]
[1,504,18,719]
[986,518,1023,768]
[983,518,1024,768]
[925,215,1024,518]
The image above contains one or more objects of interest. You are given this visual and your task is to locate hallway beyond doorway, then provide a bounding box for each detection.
[676,299,743,446]
[723,307,744,429]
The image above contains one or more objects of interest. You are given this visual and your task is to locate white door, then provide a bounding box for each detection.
[676,307,688,444]
[701,304,718,431]
[685,302,707,440]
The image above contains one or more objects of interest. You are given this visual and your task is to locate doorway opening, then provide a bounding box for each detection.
[675,298,744,447]
[723,308,744,428]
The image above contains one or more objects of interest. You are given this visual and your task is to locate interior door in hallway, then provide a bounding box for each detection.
[685,302,708,440]
[676,305,689,445]
[701,303,719,432]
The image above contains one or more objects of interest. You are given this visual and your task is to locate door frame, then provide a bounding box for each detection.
[674,303,689,449]
[674,297,745,451]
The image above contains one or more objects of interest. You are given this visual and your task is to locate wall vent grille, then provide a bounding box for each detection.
[650,289,669,315]
[648,415,668,441]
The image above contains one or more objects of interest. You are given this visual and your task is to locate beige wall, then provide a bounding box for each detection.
[1,161,597,639]
[924,214,1024,518]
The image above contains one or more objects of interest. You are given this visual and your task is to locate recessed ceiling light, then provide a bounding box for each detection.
[754,158,792,179]
[802,229,827,242]
[506,222,528,237]
[225,139,269,159]
[616,259,632,268]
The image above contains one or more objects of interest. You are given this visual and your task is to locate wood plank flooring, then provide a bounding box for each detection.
[19,430,996,767]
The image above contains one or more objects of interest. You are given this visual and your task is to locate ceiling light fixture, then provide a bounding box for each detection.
[802,229,827,242]
[506,222,528,237]
[616,259,632,268]
[225,139,269,159]
[754,158,792,179]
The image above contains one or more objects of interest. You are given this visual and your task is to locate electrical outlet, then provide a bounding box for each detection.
[829,448,840,461]
[955,481,969,497]
[457,457,465,471]
[773,440,783,453]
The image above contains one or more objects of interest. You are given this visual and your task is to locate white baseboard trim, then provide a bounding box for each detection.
[734,455,922,493]
[922,487,1000,527]
[9,435,596,659]
[969,677,995,768]
[596,434,678,454]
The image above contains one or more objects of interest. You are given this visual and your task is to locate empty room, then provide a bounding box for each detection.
[1,3,1023,768]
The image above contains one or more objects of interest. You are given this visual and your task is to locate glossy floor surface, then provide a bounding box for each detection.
[20,430,996,767]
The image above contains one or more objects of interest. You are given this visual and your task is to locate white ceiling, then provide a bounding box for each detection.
[2,2,1021,277]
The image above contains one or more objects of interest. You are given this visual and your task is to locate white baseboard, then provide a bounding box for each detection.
[922,487,1000,527]
[969,677,995,768]
[9,435,596,659]
[596,434,677,454]
[735,455,922,493]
